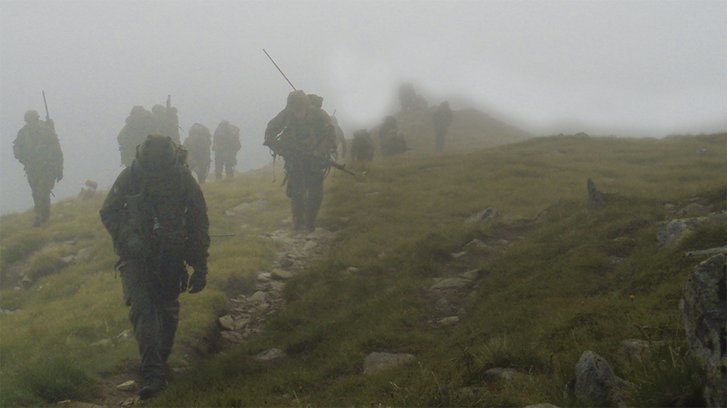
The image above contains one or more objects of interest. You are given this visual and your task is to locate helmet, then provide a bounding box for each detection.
[286,90,310,111]
[137,134,177,171]
[307,94,323,109]
[24,110,40,123]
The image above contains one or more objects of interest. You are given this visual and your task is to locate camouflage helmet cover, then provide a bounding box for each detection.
[286,90,310,111]
[307,93,323,109]
[24,110,40,122]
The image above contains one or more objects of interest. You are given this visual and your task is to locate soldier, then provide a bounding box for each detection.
[212,120,241,180]
[13,110,64,227]
[118,106,156,167]
[100,135,209,400]
[152,103,181,145]
[350,129,374,170]
[378,116,407,157]
[398,83,428,112]
[432,101,453,152]
[183,123,212,184]
[264,90,336,232]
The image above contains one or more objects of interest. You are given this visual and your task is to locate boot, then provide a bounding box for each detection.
[139,376,167,400]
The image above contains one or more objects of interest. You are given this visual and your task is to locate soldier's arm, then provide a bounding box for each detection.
[99,168,132,245]
[184,172,210,268]
[264,110,287,146]
[13,130,28,165]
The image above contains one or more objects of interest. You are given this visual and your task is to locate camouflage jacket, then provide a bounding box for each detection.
[264,107,336,159]
[13,121,63,177]
[100,161,209,268]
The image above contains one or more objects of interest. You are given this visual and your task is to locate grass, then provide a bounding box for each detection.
[1,132,725,406]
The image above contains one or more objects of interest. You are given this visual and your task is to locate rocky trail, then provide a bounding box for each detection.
[77,225,340,408]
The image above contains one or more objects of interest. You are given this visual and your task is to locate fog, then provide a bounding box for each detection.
[1,0,725,214]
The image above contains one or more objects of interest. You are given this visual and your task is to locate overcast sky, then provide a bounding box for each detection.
[1,0,725,214]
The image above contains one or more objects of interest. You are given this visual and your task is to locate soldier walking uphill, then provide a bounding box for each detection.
[100,135,209,400]
[350,129,375,170]
[14,110,64,227]
[265,90,337,232]
[183,123,212,184]
[432,101,453,153]
[118,106,157,167]
[212,120,242,180]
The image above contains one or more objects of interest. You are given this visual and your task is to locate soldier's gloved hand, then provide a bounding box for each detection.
[188,265,207,294]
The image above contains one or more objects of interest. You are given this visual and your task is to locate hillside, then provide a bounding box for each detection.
[1,132,726,407]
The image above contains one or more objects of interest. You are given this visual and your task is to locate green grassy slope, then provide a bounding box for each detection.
[1,133,725,407]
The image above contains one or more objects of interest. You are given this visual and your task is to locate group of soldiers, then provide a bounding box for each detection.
[11,86,454,401]
[117,101,242,183]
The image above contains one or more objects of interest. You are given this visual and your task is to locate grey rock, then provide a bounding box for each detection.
[303,240,318,252]
[657,211,727,247]
[464,239,490,250]
[271,269,293,280]
[483,367,522,382]
[255,348,286,361]
[345,266,361,274]
[451,251,467,259]
[218,315,236,331]
[574,351,625,407]
[680,254,727,408]
[430,277,472,290]
[120,397,140,408]
[459,269,480,280]
[257,272,272,282]
[228,199,269,215]
[587,178,605,209]
[363,352,415,375]
[686,246,727,257]
[617,339,651,363]
[116,380,137,392]
[250,291,267,303]
[465,207,499,223]
[220,330,244,343]
[61,255,76,265]
[436,316,460,326]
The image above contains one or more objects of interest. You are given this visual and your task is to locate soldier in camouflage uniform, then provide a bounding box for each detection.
[432,101,453,152]
[350,129,374,170]
[183,123,212,184]
[378,116,407,157]
[118,106,157,167]
[100,135,209,400]
[265,90,337,232]
[13,110,64,227]
[151,104,181,145]
[212,120,241,180]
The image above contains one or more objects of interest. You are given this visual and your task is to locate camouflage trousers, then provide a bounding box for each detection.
[285,158,326,231]
[119,257,184,383]
[214,151,236,179]
[27,171,55,226]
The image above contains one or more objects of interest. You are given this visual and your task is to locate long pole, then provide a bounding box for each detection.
[263,49,296,91]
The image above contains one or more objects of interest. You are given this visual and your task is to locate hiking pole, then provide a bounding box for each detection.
[263,49,296,91]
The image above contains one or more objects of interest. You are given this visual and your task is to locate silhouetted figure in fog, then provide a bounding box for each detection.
[151,104,181,145]
[100,135,209,401]
[118,106,156,167]
[183,123,212,184]
[350,129,375,170]
[378,116,407,157]
[432,101,453,152]
[13,109,64,226]
[398,83,428,112]
[264,90,337,232]
[213,120,241,180]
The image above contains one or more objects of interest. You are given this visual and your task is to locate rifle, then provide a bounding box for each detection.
[263,49,296,90]
[270,137,357,177]
[166,94,171,109]
[42,90,54,131]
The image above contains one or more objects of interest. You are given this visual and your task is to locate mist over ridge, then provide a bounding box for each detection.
[1,0,725,214]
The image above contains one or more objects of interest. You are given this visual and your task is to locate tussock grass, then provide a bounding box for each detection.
[2,133,725,407]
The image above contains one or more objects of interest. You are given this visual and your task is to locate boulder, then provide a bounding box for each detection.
[574,351,625,407]
[680,254,726,408]
[363,352,415,375]
[465,208,499,223]
[436,316,460,326]
[271,269,294,280]
[657,211,727,248]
